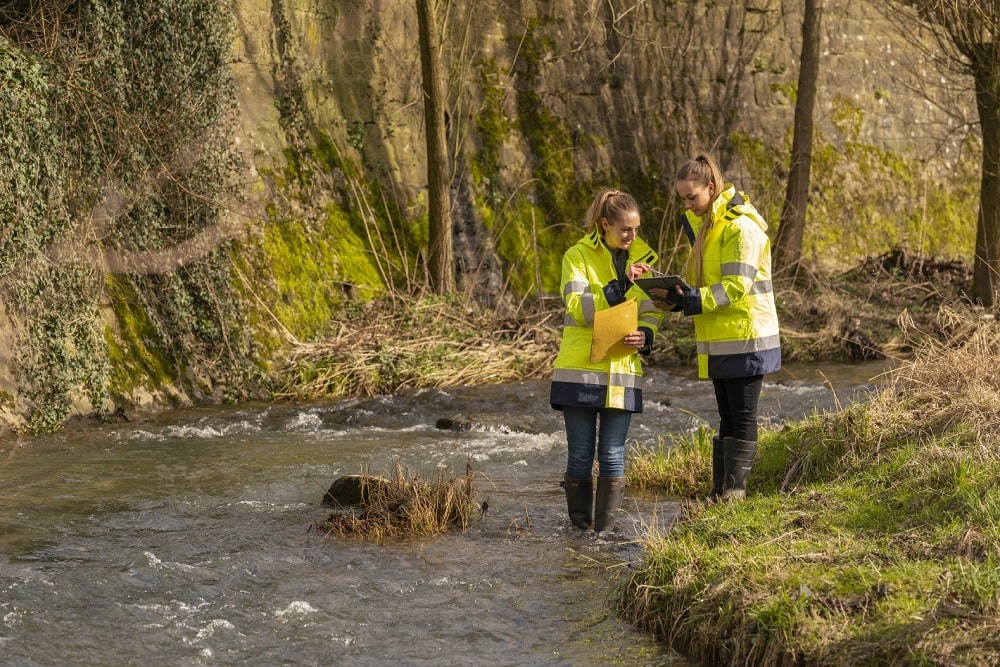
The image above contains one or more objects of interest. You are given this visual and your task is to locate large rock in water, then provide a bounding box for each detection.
[322,475,392,508]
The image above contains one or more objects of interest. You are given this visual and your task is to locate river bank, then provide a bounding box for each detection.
[617,300,1000,665]
[36,248,953,446]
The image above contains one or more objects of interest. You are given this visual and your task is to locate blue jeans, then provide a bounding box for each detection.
[562,406,632,479]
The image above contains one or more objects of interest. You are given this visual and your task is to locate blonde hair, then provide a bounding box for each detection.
[583,189,638,233]
[676,153,724,286]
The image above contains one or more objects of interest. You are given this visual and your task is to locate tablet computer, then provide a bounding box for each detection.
[633,275,693,298]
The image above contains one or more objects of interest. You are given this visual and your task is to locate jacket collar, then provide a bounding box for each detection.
[580,227,657,264]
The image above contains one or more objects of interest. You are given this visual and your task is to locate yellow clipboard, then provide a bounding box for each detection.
[590,298,637,363]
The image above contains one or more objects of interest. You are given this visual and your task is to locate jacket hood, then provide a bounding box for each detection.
[713,184,768,232]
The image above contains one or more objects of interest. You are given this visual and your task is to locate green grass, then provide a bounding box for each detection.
[627,427,714,497]
[620,303,1000,665]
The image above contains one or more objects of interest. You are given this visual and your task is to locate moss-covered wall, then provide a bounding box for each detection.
[0,0,980,430]
[231,0,976,283]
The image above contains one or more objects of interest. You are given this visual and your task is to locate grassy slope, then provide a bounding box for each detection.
[619,271,1000,664]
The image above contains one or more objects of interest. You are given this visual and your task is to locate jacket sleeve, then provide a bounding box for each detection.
[561,249,592,326]
[693,216,765,315]
[562,248,621,327]
[635,291,664,351]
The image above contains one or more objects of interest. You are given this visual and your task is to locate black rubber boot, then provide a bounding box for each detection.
[710,435,724,501]
[594,476,626,533]
[561,475,593,530]
[721,437,757,501]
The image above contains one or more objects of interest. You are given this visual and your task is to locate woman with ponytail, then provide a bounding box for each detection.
[550,189,663,533]
[657,153,781,501]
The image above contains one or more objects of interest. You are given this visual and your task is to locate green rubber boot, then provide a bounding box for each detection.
[561,475,593,530]
[721,437,757,501]
[594,476,626,533]
[710,435,724,501]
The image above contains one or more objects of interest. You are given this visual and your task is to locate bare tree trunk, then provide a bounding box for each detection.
[971,57,1000,307]
[773,0,821,277]
[416,0,454,294]
[892,0,1000,304]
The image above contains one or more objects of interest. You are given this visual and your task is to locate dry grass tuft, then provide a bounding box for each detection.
[887,305,1000,435]
[274,297,559,399]
[818,304,1000,467]
[315,459,478,543]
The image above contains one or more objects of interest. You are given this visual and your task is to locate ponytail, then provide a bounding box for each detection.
[584,188,639,233]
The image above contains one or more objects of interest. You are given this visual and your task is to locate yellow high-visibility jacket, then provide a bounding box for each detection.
[677,185,781,379]
[549,228,663,412]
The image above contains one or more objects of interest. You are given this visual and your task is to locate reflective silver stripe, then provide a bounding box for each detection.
[721,261,758,279]
[697,333,782,356]
[582,292,595,323]
[711,282,729,307]
[552,368,643,388]
[711,278,772,306]
[610,372,642,389]
[553,368,605,385]
[563,291,596,326]
[562,282,596,325]
[639,313,660,327]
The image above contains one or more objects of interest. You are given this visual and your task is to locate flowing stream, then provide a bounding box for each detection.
[0,361,888,666]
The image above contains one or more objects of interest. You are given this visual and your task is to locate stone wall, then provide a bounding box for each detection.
[230,0,971,210]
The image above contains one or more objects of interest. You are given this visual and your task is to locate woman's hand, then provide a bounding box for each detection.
[650,287,683,312]
[625,330,645,348]
[626,262,651,282]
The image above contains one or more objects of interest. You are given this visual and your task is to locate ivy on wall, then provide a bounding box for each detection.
[0,1,263,432]
[0,45,69,271]
[0,34,100,432]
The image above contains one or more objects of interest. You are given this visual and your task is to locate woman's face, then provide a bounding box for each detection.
[676,179,714,217]
[601,210,640,251]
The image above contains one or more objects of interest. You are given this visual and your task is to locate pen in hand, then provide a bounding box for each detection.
[626,262,651,281]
